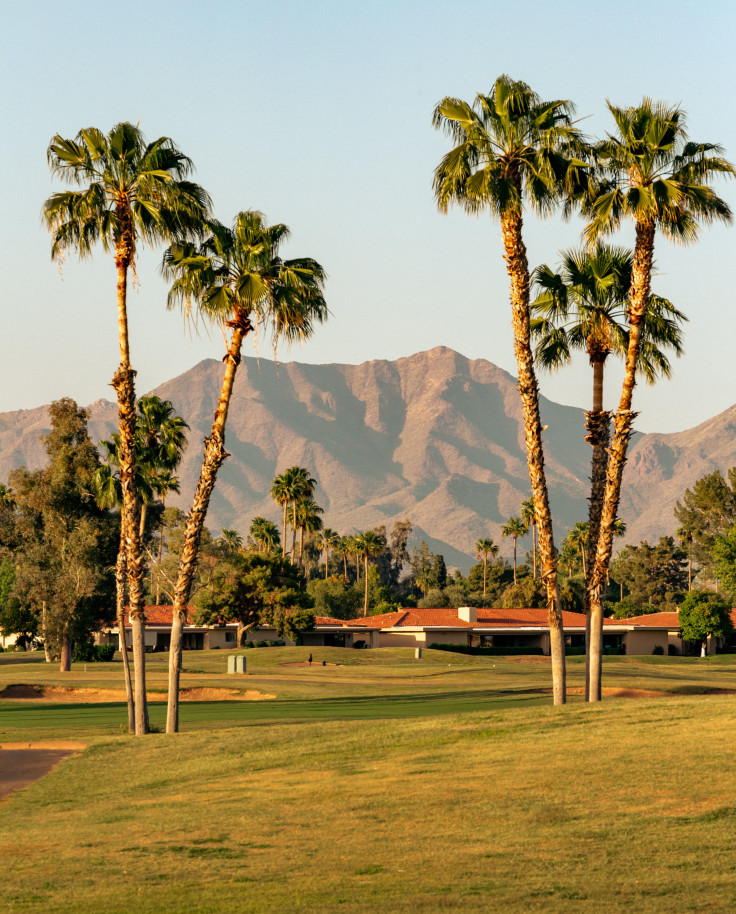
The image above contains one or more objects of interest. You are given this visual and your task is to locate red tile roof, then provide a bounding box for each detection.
[314,616,348,626]
[348,607,592,629]
[614,609,736,628]
[119,606,196,627]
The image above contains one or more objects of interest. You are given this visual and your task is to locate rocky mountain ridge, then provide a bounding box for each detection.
[0,347,731,569]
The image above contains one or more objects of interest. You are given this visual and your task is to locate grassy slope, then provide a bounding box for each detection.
[2,695,736,913]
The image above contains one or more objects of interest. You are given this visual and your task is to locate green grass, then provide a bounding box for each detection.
[3,695,736,912]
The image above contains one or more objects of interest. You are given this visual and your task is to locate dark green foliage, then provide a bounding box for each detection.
[195,552,314,642]
[678,590,734,649]
[607,600,656,620]
[712,525,736,600]
[307,578,363,620]
[73,642,116,662]
[675,469,736,585]
[500,577,545,609]
[612,537,688,611]
[7,400,117,657]
[430,643,544,656]
[652,645,665,655]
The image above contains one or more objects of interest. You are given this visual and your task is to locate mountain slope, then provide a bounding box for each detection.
[0,347,730,567]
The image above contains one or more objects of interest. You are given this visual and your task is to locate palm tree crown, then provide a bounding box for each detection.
[432,75,586,218]
[163,210,327,352]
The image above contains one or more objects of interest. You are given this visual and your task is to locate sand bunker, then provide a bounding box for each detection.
[0,684,274,703]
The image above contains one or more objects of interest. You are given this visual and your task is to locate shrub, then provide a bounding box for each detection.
[429,643,544,656]
[652,645,665,655]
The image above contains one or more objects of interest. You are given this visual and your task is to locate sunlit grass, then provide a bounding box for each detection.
[2,695,736,912]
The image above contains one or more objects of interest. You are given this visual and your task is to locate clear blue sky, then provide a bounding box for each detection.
[2,0,734,433]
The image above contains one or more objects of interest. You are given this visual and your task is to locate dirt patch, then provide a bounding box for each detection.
[0,684,274,703]
[177,688,275,701]
[566,687,674,699]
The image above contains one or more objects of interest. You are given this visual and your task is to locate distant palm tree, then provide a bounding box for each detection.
[520,499,538,579]
[218,529,243,554]
[162,212,327,732]
[319,528,340,580]
[43,123,210,734]
[354,530,387,616]
[295,498,323,568]
[474,537,499,599]
[501,517,528,585]
[249,516,281,554]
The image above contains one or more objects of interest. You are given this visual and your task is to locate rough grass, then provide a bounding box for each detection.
[2,695,736,912]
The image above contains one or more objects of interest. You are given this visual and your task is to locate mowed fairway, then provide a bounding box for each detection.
[2,649,736,912]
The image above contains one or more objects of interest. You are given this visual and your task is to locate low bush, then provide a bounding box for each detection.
[429,643,544,656]
[73,642,116,662]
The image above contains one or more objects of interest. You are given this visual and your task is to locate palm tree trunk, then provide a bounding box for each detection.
[588,220,655,702]
[299,525,305,568]
[281,503,287,559]
[584,406,611,701]
[483,557,487,598]
[325,547,329,580]
[513,538,517,584]
[363,555,369,616]
[115,523,135,733]
[501,205,565,704]
[291,504,298,563]
[166,313,252,733]
[111,256,148,735]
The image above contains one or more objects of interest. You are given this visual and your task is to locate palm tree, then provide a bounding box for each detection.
[43,124,210,734]
[582,98,735,701]
[531,244,685,624]
[474,537,499,599]
[565,522,590,580]
[270,472,293,559]
[295,498,323,568]
[335,536,351,580]
[354,530,387,616]
[501,517,528,584]
[249,516,280,554]
[218,529,243,554]
[288,469,317,563]
[91,442,154,735]
[520,499,538,579]
[677,525,694,591]
[162,210,327,732]
[136,396,188,540]
[433,76,585,704]
[319,528,340,579]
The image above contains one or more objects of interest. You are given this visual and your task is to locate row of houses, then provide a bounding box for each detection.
[93,605,736,656]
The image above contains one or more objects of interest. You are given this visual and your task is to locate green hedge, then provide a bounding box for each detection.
[241,639,286,649]
[429,643,545,656]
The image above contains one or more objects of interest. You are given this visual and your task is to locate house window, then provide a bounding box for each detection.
[225,632,236,643]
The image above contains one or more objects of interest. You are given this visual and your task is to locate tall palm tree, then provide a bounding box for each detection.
[474,537,499,599]
[43,123,210,734]
[501,517,528,584]
[218,529,243,554]
[532,244,685,632]
[354,530,387,616]
[162,210,327,732]
[582,98,735,701]
[565,522,590,580]
[91,441,154,734]
[433,76,586,704]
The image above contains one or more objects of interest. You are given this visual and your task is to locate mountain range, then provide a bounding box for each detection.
[1,346,733,569]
